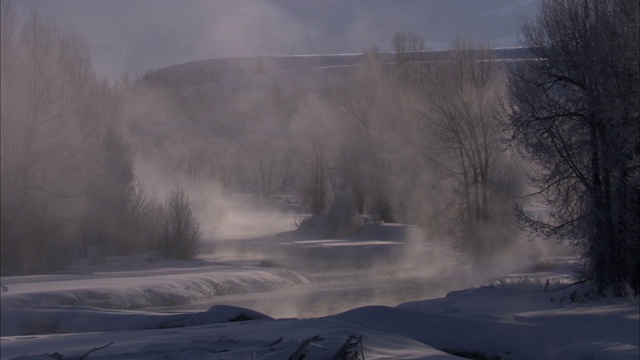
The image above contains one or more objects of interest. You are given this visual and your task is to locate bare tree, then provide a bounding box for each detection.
[392,31,425,66]
[82,126,140,256]
[244,131,285,198]
[505,0,639,294]
[0,4,154,273]
[421,39,519,260]
[392,31,426,85]
[0,6,98,273]
[291,95,336,215]
[333,52,396,221]
[160,183,202,260]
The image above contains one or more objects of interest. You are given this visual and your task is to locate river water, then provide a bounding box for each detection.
[150,228,460,319]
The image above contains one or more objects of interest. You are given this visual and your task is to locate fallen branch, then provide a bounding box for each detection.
[140,349,171,359]
[263,336,284,348]
[47,342,114,360]
[80,342,114,359]
[289,335,322,360]
[550,278,593,291]
[332,335,364,360]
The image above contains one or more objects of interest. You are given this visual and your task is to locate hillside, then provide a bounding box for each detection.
[143,47,533,91]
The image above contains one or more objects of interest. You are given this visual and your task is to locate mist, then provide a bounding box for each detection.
[1,0,569,317]
[2,3,638,359]
[133,40,574,316]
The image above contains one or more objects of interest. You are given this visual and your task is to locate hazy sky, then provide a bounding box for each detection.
[13,0,539,80]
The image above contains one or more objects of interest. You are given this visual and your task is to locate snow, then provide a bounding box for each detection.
[1,304,271,336]
[1,256,308,310]
[1,229,638,360]
[290,239,401,248]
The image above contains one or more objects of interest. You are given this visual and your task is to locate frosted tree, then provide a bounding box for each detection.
[505,0,639,294]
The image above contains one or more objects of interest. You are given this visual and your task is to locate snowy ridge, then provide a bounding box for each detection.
[145,47,534,91]
[1,305,272,337]
[0,259,308,310]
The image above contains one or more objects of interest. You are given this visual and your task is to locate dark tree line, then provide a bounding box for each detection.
[505,0,639,294]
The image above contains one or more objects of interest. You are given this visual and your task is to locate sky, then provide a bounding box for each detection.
[12,0,539,80]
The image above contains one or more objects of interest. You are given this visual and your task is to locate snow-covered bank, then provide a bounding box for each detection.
[1,257,637,360]
[1,315,456,360]
[339,289,639,360]
[1,304,271,337]
[0,256,308,310]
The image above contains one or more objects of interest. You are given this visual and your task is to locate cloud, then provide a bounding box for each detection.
[199,3,321,57]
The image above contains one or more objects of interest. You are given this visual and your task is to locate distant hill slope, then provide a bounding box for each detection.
[143,47,533,91]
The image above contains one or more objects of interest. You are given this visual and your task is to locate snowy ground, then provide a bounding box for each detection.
[1,224,638,360]
[0,255,308,311]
